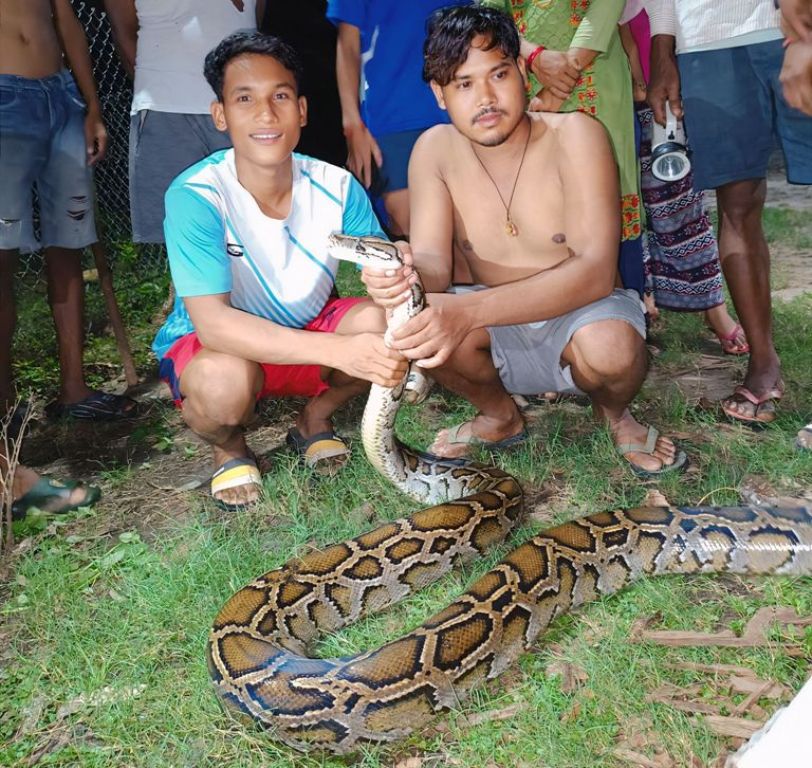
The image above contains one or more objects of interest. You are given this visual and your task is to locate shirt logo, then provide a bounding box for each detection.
[226,243,244,258]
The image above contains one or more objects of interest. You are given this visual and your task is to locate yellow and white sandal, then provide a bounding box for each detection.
[210,457,262,511]
[286,428,350,474]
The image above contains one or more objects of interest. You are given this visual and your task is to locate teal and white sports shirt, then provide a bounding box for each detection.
[152,149,386,360]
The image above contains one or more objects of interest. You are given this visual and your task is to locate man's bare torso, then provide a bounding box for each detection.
[0,0,63,78]
[436,112,580,287]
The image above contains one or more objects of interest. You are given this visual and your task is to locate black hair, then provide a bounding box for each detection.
[423,5,520,86]
[204,31,303,101]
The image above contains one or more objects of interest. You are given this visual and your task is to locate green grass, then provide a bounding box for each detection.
[1,214,811,767]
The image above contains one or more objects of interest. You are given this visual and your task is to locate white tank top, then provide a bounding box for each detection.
[131,0,257,115]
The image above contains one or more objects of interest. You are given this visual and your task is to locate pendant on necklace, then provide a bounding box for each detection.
[505,218,519,237]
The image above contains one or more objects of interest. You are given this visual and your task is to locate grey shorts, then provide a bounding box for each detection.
[129,110,232,243]
[454,287,645,395]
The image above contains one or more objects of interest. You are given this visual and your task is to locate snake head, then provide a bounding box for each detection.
[327,233,403,270]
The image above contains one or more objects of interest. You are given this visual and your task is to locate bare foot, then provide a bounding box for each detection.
[428,413,526,459]
[721,380,784,424]
[644,293,660,323]
[705,306,749,355]
[610,411,681,474]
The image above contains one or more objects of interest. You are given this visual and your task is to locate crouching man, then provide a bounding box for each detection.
[153,32,406,510]
[364,6,686,478]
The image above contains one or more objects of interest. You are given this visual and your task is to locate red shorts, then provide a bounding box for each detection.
[158,296,365,407]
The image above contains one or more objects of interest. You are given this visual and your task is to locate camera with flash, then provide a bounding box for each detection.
[651,103,691,182]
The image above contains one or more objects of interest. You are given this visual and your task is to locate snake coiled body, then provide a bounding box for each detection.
[207,236,812,754]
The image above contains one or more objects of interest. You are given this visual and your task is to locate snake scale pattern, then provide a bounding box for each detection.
[207,235,812,754]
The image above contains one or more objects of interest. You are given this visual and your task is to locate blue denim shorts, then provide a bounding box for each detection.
[678,40,812,190]
[0,69,96,252]
[375,128,427,194]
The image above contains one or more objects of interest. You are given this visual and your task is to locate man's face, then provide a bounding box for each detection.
[430,37,527,147]
[211,53,307,168]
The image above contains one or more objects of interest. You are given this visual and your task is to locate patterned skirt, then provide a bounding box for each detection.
[638,106,724,311]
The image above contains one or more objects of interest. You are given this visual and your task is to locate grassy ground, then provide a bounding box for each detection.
[1,209,811,767]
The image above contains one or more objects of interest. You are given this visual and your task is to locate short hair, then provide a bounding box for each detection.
[204,31,303,101]
[423,5,520,86]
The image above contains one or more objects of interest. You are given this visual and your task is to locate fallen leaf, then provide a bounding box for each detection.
[560,700,581,723]
[639,607,810,648]
[546,659,589,693]
[464,702,526,727]
[610,748,675,768]
[394,757,423,768]
[14,696,46,738]
[702,714,762,739]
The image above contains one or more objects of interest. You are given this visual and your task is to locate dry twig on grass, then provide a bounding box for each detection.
[1,398,34,554]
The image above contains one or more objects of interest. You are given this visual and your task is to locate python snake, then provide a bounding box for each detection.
[207,235,812,754]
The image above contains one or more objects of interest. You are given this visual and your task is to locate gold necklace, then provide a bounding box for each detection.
[471,118,532,237]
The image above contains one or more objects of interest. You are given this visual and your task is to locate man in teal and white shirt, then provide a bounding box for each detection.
[153,31,406,510]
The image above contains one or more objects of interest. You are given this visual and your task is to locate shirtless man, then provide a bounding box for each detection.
[364,5,687,478]
[0,0,108,515]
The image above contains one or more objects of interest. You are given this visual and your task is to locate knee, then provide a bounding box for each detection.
[446,328,491,366]
[181,354,260,423]
[718,185,766,229]
[569,321,646,380]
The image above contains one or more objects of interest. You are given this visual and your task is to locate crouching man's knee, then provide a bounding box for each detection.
[568,320,647,385]
[180,352,262,426]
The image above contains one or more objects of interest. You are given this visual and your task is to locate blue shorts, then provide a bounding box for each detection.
[678,40,812,190]
[0,70,96,253]
[375,128,427,194]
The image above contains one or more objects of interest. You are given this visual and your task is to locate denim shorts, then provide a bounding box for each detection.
[0,69,96,252]
[678,39,812,189]
[129,111,232,243]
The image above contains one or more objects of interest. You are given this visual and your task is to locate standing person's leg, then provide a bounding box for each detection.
[376,130,426,238]
[43,247,92,404]
[637,104,747,352]
[715,178,783,420]
[678,44,783,424]
[0,75,49,410]
[0,250,18,411]
[38,73,135,417]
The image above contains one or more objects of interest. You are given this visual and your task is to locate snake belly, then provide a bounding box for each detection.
[207,236,812,754]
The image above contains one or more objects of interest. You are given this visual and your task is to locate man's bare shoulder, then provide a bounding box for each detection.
[530,110,609,151]
[412,123,460,162]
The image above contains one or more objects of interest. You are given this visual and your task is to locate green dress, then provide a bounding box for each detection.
[482,0,643,242]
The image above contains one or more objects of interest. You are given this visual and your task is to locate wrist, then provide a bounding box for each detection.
[341,118,366,137]
[651,35,676,54]
[525,45,546,73]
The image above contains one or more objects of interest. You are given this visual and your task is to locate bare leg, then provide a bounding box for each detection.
[425,328,525,458]
[179,350,264,508]
[382,189,410,239]
[564,320,678,473]
[0,249,18,411]
[715,179,782,418]
[294,299,386,438]
[44,246,94,405]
